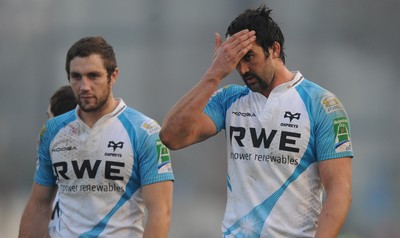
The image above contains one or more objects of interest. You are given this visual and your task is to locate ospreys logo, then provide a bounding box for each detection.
[284,111,301,122]
[108,141,124,152]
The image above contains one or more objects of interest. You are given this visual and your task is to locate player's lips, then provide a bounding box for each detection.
[79,95,94,99]
[244,76,256,85]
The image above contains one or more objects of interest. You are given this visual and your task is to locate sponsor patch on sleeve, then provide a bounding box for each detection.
[39,124,46,139]
[156,139,173,174]
[141,120,161,135]
[210,88,224,99]
[210,85,232,99]
[333,117,352,153]
[321,95,344,113]
[37,124,47,147]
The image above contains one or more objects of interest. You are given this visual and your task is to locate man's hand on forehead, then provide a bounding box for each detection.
[208,29,256,80]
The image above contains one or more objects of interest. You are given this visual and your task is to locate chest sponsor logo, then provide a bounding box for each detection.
[53,159,126,194]
[230,152,299,165]
[53,160,125,181]
[52,146,77,152]
[229,126,301,165]
[232,111,256,117]
[230,126,301,152]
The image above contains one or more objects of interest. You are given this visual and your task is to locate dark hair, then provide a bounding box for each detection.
[50,85,77,116]
[226,5,286,63]
[65,36,117,78]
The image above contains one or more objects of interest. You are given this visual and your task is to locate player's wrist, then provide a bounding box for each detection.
[202,69,225,86]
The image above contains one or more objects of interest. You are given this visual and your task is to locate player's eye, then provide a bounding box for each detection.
[242,52,254,62]
[70,73,81,80]
[88,73,100,79]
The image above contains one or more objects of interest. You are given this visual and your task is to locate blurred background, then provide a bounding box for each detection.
[1,0,399,237]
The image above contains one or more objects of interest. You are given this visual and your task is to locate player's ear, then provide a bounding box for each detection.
[110,68,118,86]
[271,41,281,59]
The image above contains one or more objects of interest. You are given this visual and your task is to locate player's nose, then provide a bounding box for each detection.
[236,61,249,75]
[80,77,91,91]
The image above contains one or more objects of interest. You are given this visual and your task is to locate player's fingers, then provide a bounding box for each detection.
[225,30,256,58]
[210,29,255,76]
[235,34,256,57]
[226,29,256,48]
[234,31,256,52]
[214,32,222,51]
[213,33,222,59]
[225,29,250,42]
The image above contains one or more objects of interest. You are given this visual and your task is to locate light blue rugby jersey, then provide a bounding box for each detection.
[34,99,174,238]
[204,72,353,238]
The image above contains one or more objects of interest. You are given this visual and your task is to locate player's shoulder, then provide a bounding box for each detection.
[214,84,248,94]
[297,79,337,100]
[119,106,161,136]
[211,84,250,102]
[46,110,76,132]
[297,78,348,116]
[39,110,76,142]
[298,78,326,93]
[120,106,156,124]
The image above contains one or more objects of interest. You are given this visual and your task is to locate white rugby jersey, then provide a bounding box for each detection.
[34,99,174,238]
[204,72,353,237]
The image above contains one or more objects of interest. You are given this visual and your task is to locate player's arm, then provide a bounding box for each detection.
[142,181,174,238]
[315,157,352,238]
[19,182,57,238]
[160,29,256,150]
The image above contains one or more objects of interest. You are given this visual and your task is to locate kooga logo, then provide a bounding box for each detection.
[232,111,256,117]
[52,146,77,152]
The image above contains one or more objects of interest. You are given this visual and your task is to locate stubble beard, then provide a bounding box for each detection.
[243,73,269,93]
[78,87,111,113]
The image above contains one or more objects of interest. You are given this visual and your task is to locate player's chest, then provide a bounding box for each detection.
[49,123,134,181]
[226,93,311,151]
[228,92,310,127]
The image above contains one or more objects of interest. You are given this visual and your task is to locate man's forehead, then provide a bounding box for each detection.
[70,55,106,72]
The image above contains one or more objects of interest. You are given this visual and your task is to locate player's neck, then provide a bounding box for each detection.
[262,67,294,98]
